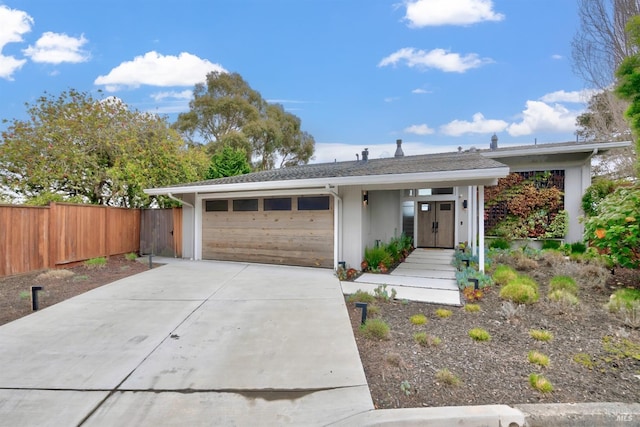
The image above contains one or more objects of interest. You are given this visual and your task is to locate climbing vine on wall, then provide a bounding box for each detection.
[485,171,567,239]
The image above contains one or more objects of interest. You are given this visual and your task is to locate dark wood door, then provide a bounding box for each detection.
[417,201,454,248]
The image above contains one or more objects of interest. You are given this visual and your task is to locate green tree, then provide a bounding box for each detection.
[0,89,209,207]
[174,71,315,170]
[615,15,640,177]
[207,145,252,179]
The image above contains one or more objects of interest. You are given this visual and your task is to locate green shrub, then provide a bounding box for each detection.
[541,240,561,250]
[584,186,640,268]
[549,276,578,295]
[360,318,390,340]
[364,246,393,270]
[85,257,107,268]
[548,289,579,305]
[570,242,587,254]
[500,281,539,304]
[529,329,553,342]
[492,264,518,286]
[409,314,427,325]
[346,290,376,304]
[468,328,491,341]
[373,284,397,301]
[489,238,510,250]
[455,266,494,289]
[605,288,640,312]
[515,275,539,292]
[529,373,554,393]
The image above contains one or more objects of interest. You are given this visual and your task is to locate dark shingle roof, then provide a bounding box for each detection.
[181,151,507,187]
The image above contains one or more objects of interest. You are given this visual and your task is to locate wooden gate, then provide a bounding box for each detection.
[140,208,182,258]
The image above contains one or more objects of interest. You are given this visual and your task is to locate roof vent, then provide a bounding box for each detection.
[362,148,369,162]
[490,133,498,150]
[394,139,404,158]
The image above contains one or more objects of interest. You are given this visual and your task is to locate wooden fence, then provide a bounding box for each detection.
[0,203,141,278]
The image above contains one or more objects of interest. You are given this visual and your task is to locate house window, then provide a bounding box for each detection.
[205,200,228,212]
[233,199,259,211]
[264,197,292,211]
[298,196,330,210]
[402,201,414,240]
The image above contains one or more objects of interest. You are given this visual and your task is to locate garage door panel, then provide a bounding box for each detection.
[202,197,333,268]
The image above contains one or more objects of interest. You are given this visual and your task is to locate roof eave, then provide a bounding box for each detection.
[144,166,510,196]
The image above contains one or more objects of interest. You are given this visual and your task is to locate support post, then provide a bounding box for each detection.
[31,286,43,311]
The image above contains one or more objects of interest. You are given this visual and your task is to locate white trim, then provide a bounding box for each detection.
[144,167,510,196]
[482,141,630,159]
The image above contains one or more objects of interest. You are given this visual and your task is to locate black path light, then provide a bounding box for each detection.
[355,302,368,325]
[31,286,43,311]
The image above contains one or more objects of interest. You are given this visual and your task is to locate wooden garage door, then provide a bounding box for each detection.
[202,196,334,268]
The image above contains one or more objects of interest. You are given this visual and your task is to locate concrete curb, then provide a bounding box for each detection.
[516,402,640,427]
[329,404,525,426]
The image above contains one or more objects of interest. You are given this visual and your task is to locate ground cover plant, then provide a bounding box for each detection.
[346,246,640,409]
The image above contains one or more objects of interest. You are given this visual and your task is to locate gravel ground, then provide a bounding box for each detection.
[346,262,640,409]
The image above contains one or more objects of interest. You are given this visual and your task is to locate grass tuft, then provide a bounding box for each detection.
[347,290,376,304]
[409,314,428,325]
[468,327,491,342]
[124,252,138,261]
[360,318,390,340]
[548,289,579,305]
[529,373,554,393]
[435,308,452,318]
[529,329,554,342]
[528,350,550,367]
[549,275,578,295]
[85,257,107,269]
[435,368,461,386]
[572,352,594,369]
[464,303,481,313]
[37,269,75,280]
[414,332,441,347]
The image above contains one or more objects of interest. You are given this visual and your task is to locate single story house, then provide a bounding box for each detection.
[145,139,630,271]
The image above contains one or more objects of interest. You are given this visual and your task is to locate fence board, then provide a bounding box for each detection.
[0,203,141,277]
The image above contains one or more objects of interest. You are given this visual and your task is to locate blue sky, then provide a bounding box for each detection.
[0,1,592,163]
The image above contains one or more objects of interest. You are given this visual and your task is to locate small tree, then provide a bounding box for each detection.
[207,145,252,179]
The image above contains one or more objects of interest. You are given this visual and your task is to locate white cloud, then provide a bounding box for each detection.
[150,90,193,102]
[379,47,492,73]
[0,5,32,80]
[539,89,595,103]
[384,96,400,102]
[440,113,508,136]
[551,54,563,60]
[94,51,226,91]
[404,124,435,135]
[507,100,578,137]
[404,0,504,27]
[23,32,89,64]
[412,88,431,94]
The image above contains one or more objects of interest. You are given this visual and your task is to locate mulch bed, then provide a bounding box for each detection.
[346,266,640,409]
[0,255,153,326]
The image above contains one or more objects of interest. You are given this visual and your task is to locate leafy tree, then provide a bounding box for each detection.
[572,1,639,179]
[584,185,640,267]
[0,89,209,207]
[174,71,314,170]
[615,15,640,177]
[207,145,252,179]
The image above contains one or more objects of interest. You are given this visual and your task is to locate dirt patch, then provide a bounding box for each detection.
[0,255,154,326]
[346,266,640,409]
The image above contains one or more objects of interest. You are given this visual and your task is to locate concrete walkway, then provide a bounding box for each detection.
[343,249,461,306]
[0,260,373,426]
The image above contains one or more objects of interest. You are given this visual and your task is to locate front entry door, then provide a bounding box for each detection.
[417,201,454,248]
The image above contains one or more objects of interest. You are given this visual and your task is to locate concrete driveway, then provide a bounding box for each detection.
[0,260,373,426]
